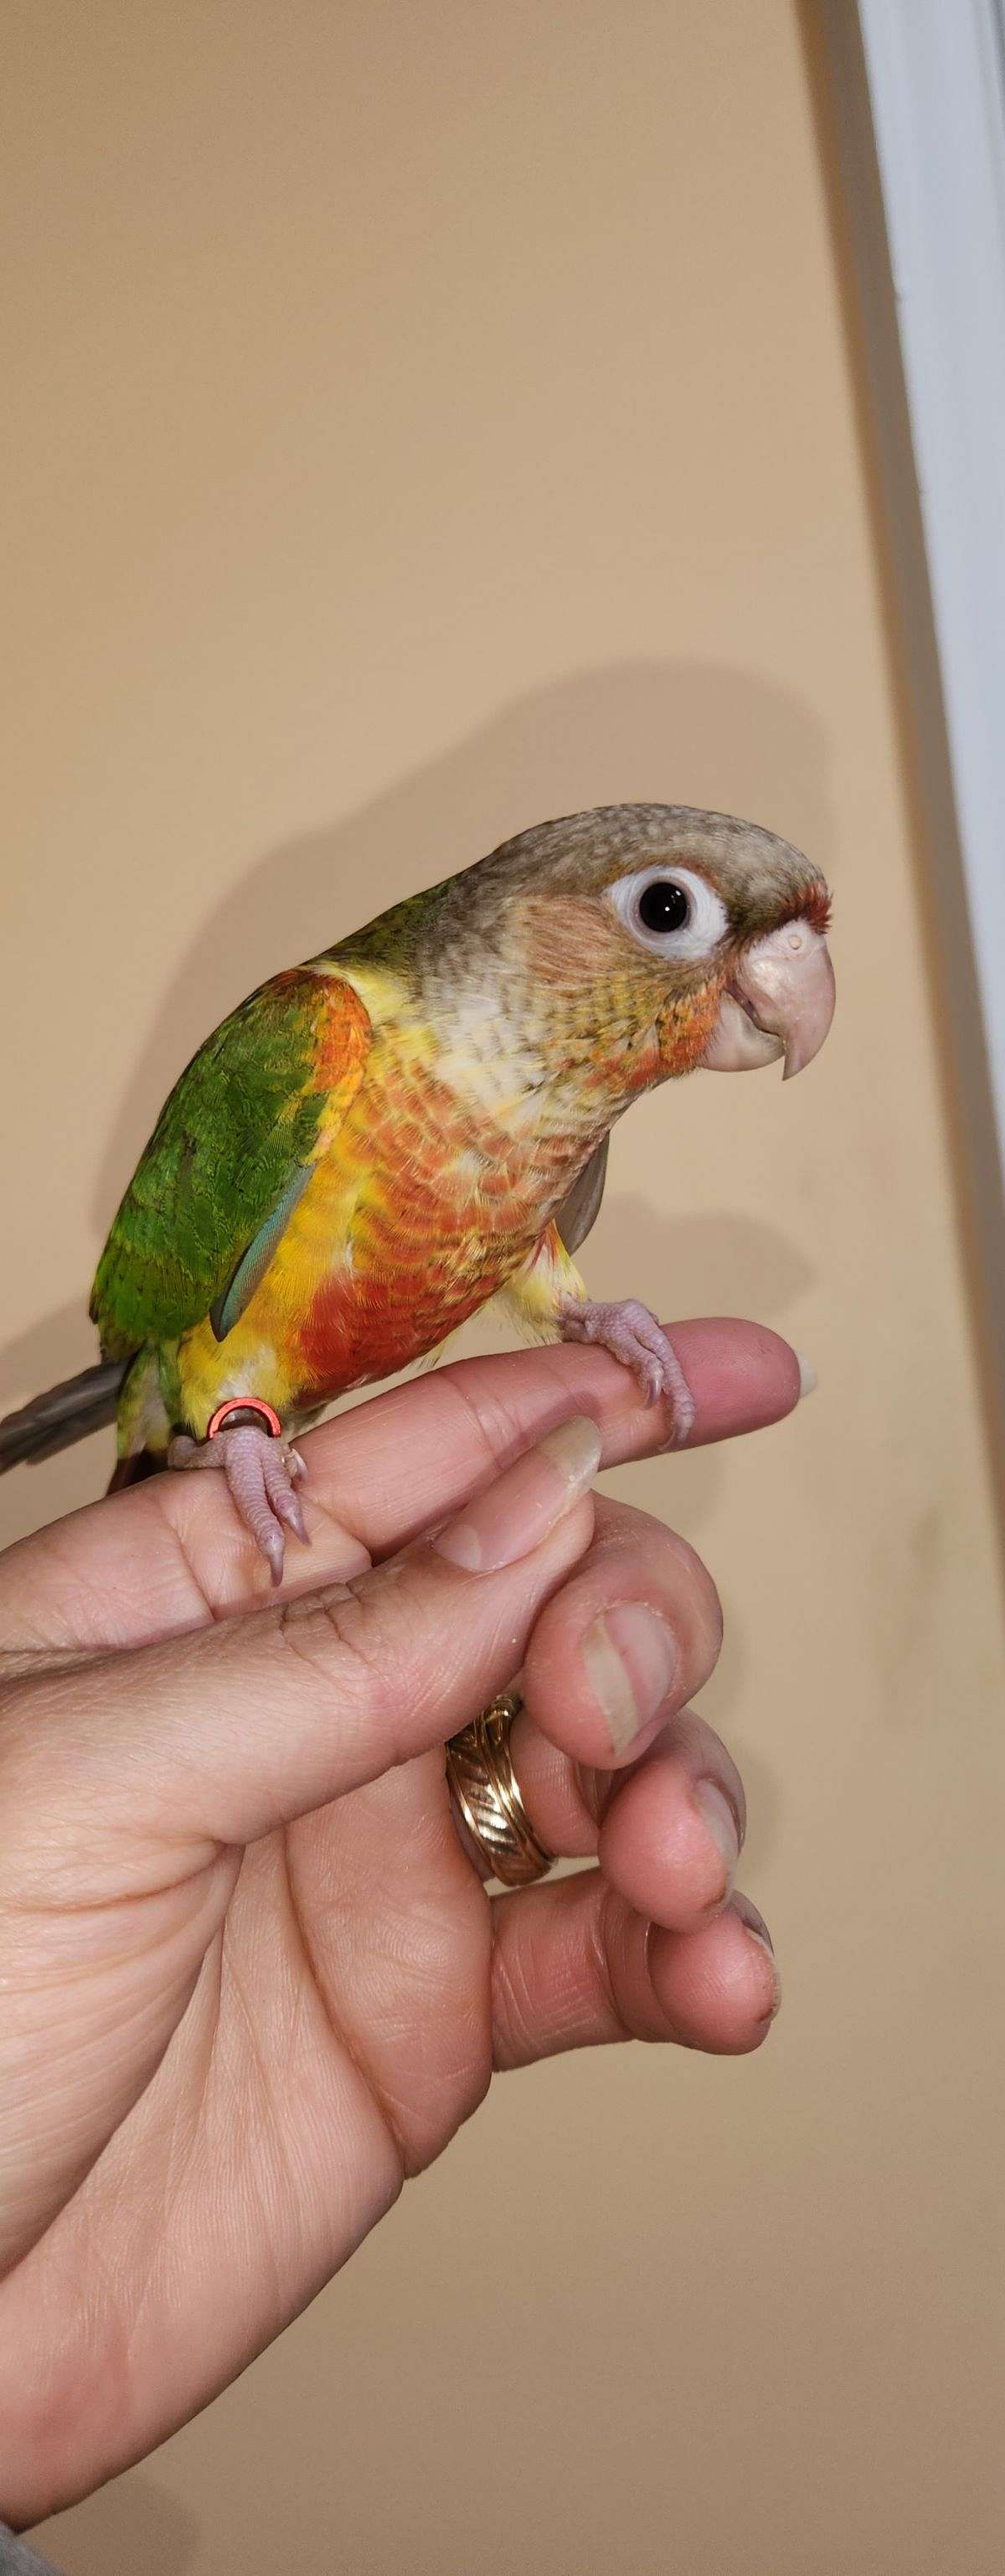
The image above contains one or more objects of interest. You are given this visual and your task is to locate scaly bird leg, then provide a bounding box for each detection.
[558,1296,695,1440]
[496,1222,696,1445]
[168,1400,307,1584]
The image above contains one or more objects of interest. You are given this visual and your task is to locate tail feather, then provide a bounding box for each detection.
[0,1359,130,1470]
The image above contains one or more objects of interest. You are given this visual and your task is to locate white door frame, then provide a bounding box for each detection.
[818,0,1005,1451]
[857,0,1005,1172]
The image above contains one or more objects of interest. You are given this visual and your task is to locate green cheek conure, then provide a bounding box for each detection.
[1,805,834,1579]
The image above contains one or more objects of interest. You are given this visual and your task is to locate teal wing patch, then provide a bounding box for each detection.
[209,1162,313,1341]
[554,1136,610,1255]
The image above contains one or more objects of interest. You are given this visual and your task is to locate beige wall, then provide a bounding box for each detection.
[3,2,1002,2569]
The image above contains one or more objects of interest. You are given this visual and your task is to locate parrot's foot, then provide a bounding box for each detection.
[559,1297,696,1443]
[168,1422,308,1585]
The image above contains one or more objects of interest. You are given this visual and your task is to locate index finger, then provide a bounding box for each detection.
[0,1318,807,1655]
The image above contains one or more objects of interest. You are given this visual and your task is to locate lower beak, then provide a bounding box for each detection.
[701,922,835,1080]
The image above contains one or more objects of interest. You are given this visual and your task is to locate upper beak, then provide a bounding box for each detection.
[701,920,835,1080]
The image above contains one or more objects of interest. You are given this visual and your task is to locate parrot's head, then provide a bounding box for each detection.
[435,804,834,1098]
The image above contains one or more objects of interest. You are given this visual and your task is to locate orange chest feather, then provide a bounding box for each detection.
[268,1047,594,1396]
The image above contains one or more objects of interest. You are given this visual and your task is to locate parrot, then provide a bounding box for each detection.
[0,805,834,1580]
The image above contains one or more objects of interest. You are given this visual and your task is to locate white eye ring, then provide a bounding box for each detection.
[608,865,729,962]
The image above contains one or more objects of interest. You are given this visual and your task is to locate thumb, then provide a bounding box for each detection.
[2,1419,602,1892]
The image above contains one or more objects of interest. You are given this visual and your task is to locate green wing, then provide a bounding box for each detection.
[90,969,372,1357]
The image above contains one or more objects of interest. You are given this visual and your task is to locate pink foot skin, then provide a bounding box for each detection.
[559,1296,696,1444]
[168,1425,308,1584]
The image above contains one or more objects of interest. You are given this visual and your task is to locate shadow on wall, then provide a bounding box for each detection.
[0,659,831,1549]
[39,2470,198,2576]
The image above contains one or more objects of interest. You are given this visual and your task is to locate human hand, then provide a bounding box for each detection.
[0,1320,801,2523]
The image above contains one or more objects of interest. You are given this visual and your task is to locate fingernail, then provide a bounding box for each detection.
[433,1414,602,1573]
[732,1893,781,2019]
[794,1349,817,1399]
[732,1890,774,1951]
[580,1602,679,1754]
[693,1778,740,1893]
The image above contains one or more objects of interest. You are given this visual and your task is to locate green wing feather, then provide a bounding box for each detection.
[90,970,371,1357]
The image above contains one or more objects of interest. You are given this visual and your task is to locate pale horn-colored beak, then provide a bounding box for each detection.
[702,921,835,1079]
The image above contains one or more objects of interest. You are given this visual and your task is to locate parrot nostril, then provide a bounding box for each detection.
[787,929,804,953]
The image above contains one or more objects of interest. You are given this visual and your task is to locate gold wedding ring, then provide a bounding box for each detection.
[446,1692,554,1887]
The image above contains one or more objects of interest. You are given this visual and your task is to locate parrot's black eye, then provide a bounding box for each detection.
[611,863,729,958]
[636,879,691,935]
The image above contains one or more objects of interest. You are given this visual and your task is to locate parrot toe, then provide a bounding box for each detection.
[559,1297,696,1445]
[168,1424,309,1583]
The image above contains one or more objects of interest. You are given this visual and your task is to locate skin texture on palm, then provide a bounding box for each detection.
[1,803,833,1574]
[0,1321,796,2524]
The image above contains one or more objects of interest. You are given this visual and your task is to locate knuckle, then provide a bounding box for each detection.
[491,1935,541,2069]
[662,1530,724,1657]
[442,1368,535,1481]
[0,1674,39,1790]
[0,1656,74,1757]
[277,1575,396,1727]
[586,1506,724,1662]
